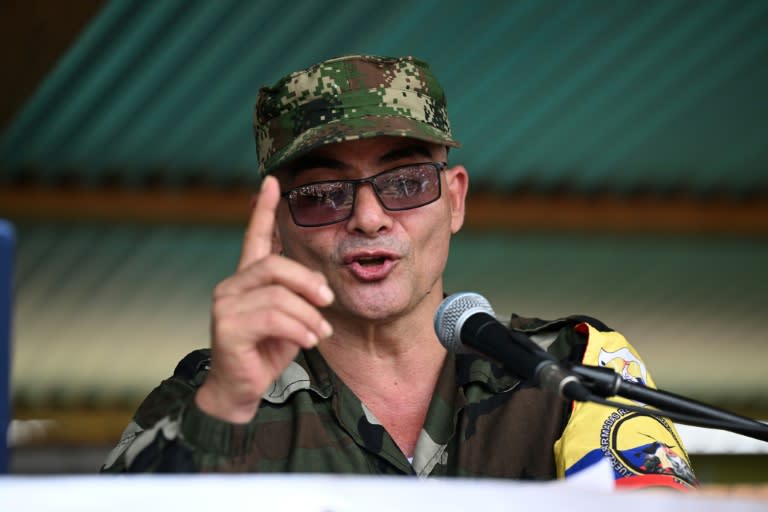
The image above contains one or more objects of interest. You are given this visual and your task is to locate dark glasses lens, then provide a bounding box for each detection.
[374,164,442,210]
[287,182,355,227]
[282,162,446,227]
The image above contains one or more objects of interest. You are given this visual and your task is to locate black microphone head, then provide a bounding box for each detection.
[434,292,496,353]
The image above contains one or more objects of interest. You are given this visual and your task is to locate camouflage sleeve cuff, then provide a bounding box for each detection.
[180,396,259,458]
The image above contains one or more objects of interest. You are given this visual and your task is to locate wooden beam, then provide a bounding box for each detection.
[1,184,767,234]
[0,185,254,225]
[466,191,768,234]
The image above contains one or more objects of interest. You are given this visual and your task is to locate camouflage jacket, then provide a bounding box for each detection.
[101,315,697,488]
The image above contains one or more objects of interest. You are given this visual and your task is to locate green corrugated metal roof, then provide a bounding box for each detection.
[2,0,767,194]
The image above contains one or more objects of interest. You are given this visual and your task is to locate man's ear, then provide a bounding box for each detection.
[445,164,469,234]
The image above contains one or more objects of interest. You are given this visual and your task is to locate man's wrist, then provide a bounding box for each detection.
[181,394,261,458]
[194,381,261,424]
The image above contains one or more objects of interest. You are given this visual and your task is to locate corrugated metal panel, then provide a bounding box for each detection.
[2,0,766,194]
[9,222,768,407]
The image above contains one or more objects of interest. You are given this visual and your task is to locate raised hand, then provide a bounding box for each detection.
[194,176,334,423]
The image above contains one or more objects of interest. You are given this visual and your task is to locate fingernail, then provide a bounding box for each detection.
[319,284,334,304]
[307,331,319,347]
[321,320,333,338]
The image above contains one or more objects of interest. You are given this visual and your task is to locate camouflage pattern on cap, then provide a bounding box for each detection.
[254,55,460,176]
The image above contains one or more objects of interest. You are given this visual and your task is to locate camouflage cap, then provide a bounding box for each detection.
[254,55,460,175]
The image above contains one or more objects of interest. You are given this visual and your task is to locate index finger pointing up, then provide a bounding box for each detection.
[238,175,281,271]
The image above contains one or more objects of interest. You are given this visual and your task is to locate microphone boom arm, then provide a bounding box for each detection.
[567,363,768,442]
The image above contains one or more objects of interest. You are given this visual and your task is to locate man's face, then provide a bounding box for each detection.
[272,136,468,323]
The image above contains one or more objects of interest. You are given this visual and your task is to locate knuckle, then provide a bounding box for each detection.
[212,279,230,299]
[211,314,237,340]
[210,295,230,319]
[270,285,294,305]
[261,253,282,270]
[260,309,280,330]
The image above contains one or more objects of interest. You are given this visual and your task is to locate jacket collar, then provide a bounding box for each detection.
[261,346,521,405]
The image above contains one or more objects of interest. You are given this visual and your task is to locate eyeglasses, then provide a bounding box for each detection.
[281,162,448,227]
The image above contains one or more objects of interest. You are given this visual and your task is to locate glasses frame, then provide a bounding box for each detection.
[280,161,448,227]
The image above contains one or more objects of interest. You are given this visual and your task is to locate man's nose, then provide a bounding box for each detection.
[345,183,393,235]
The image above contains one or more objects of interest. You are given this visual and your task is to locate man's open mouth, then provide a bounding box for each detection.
[356,256,388,266]
[343,251,400,281]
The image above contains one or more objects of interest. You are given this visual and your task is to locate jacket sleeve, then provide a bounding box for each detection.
[100,349,260,473]
[553,323,699,490]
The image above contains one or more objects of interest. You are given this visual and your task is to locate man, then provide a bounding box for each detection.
[102,55,697,488]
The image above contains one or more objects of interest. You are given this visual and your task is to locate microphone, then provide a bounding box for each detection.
[434,292,590,401]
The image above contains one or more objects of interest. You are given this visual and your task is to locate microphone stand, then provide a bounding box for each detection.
[566,363,768,442]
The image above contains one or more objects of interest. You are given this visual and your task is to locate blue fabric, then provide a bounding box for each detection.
[0,220,15,474]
